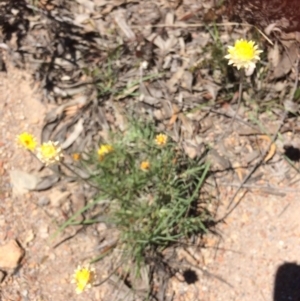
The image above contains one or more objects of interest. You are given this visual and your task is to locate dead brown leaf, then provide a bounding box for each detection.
[232,161,244,182]
[178,113,194,139]
[272,43,298,79]
[167,61,188,93]
[64,103,85,117]
[167,103,180,128]
[268,41,280,68]
[259,135,277,162]
[182,140,198,159]
[181,70,193,91]
[281,31,300,42]
[114,11,136,40]
[168,113,178,127]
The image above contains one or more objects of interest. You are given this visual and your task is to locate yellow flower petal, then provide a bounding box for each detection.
[37,141,63,166]
[97,144,113,161]
[155,134,168,146]
[72,153,81,161]
[140,161,150,170]
[72,265,95,294]
[16,132,37,151]
[225,39,262,70]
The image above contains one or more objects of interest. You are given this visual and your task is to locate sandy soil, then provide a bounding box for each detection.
[0,63,112,301]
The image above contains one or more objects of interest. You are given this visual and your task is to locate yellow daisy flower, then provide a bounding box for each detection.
[97,144,113,161]
[37,141,63,166]
[72,153,81,161]
[140,161,150,171]
[72,265,96,294]
[16,132,37,151]
[155,134,168,146]
[225,39,262,70]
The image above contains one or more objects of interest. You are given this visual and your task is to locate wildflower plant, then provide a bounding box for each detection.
[225,39,262,71]
[58,120,211,271]
[16,121,211,284]
[97,144,114,161]
[72,264,96,294]
[16,132,37,151]
[140,160,150,171]
[155,133,168,146]
[224,38,263,124]
[37,141,63,166]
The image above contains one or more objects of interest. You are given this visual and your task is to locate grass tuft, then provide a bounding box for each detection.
[59,119,212,272]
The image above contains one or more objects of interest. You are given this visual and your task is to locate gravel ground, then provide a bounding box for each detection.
[0,63,109,301]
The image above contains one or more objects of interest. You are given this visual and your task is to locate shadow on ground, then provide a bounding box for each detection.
[273,262,300,301]
[283,145,300,162]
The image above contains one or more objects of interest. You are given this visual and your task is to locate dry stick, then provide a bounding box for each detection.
[217,56,300,223]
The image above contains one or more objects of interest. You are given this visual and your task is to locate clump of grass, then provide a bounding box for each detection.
[17,119,212,277]
[61,119,211,270]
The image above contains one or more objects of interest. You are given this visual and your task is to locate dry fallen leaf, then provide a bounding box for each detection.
[281,31,300,43]
[264,23,281,36]
[183,139,205,159]
[61,118,84,149]
[168,104,180,128]
[178,113,194,139]
[268,41,280,68]
[232,161,245,182]
[64,103,85,117]
[181,70,193,91]
[167,61,189,93]
[259,135,277,162]
[76,0,95,12]
[113,103,128,131]
[114,11,136,40]
[168,113,178,127]
[272,43,298,79]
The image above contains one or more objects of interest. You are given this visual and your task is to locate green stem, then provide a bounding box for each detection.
[230,69,244,127]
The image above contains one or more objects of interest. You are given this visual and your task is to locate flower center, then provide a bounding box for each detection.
[235,41,255,60]
[75,269,91,290]
[42,145,56,157]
